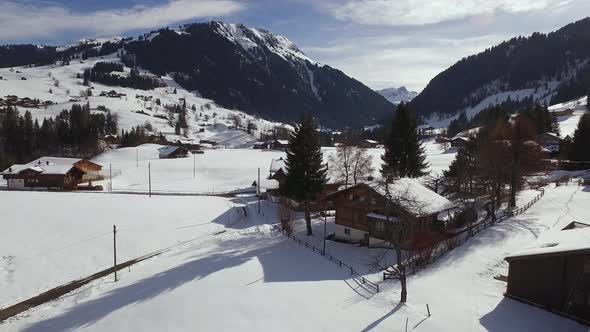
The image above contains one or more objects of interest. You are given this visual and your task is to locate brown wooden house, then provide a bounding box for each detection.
[158,146,189,159]
[1,157,102,191]
[505,226,590,324]
[323,179,457,247]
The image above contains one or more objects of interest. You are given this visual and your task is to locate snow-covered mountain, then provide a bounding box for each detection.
[412,17,590,127]
[376,86,418,104]
[121,22,393,128]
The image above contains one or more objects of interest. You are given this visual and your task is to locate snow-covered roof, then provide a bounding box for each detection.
[375,178,457,216]
[453,126,482,140]
[270,158,286,173]
[365,139,379,144]
[275,140,289,145]
[1,157,99,176]
[158,146,181,156]
[506,227,590,260]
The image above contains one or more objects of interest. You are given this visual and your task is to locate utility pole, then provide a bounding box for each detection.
[323,205,327,255]
[257,167,261,214]
[109,163,112,192]
[113,225,117,282]
[148,162,152,197]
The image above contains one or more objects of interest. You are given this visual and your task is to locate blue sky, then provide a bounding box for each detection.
[1,0,589,91]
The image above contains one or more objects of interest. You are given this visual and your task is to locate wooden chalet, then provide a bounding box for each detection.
[450,136,469,148]
[505,224,590,324]
[158,146,189,159]
[534,132,563,153]
[1,157,102,191]
[272,139,289,151]
[358,139,380,148]
[322,179,457,247]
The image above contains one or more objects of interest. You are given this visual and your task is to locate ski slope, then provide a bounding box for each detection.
[1,182,587,331]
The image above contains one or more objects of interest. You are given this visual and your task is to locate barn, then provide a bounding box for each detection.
[505,223,590,324]
[158,146,189,159]
[1,157,102,191]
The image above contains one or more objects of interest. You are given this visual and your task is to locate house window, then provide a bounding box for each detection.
[344,228,351,235]
[359,196,366,202]
[375,221,384,232]
[348,194,353,201]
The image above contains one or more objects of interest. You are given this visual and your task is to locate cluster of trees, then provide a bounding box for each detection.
[0,104,117,169]
[120,125,162,147]
[83,63,163,90]
[447,103,559,138]
[567,113,590,161]
[444,112,546,220]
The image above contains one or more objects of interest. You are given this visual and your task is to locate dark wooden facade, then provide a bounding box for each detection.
[506,251,590,323]
[4,167,85,190]
[324,183,448,246]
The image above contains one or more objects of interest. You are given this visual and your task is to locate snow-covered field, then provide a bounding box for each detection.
[2,182,588,331]
[91,140,454,194]
[0,191,242,308]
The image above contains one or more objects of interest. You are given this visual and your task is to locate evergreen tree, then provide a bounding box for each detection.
[381,103,428,179]
[569,113,590,161]
[283,113,328,235]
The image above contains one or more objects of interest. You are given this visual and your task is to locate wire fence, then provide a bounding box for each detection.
[278,229,380,293]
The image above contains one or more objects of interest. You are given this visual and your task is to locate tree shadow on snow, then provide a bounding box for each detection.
[360,302,404,332]
[22,236,351,331]
[479,298,585,332]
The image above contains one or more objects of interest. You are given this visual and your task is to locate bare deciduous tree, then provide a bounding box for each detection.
[329,143,374,186]
[368,179,428,303]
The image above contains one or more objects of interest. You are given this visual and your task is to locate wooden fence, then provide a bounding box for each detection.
[279,229,380,293]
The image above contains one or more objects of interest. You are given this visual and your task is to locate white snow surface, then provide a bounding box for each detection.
[1,182,587,331]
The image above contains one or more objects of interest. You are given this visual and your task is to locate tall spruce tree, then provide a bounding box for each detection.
[283,113,328,235]
[569,113,590,161]
[381,103,428,179]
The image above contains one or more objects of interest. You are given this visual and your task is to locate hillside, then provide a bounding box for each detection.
[0,22,394,129]
[0,52,291,149]
[376,86,417,104]
[411,17,590,124]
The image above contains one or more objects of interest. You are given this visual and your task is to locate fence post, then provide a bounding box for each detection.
[427,304,431,317]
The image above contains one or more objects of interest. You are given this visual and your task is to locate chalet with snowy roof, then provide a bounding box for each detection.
[272,139,289,151]
[505,225,590,323]
[451,136,469,148]
[534,132,563,153]
[1,157,102,191]
[158,146,189,159]
[359,139,379,148]
[323,179,457,247]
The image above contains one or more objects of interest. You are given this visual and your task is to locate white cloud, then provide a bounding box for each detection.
[305,34,508,91]
[320,0,573,26]
[0,0,245,40]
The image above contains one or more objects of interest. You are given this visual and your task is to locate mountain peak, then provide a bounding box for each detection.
[376,86,418,104]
